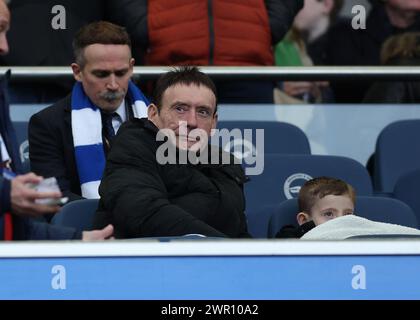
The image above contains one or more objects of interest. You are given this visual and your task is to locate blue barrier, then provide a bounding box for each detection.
[1,240,420,299]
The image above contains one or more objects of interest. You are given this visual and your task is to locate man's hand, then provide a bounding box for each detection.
[283,81,314,97]
[82,224,114,241]
[283,81,330,101]
[11,173,62,217]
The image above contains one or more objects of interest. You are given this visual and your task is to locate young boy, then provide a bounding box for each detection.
[276,176,355,238]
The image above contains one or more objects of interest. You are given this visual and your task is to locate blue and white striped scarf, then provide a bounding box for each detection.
[71,81,149,199]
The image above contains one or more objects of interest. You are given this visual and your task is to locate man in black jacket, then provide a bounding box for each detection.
[0,0,113,240]
[29,21,149,202]
[94,66,250,238]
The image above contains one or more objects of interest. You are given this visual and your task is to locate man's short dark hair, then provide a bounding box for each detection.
[153,66,218,115]
[298,176,356,215]
[73,21,132,68]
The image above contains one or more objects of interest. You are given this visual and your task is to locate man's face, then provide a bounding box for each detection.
[148,84,217,151]
[0,0,10,55]
[71,44,134,112]
[387,0,420,12]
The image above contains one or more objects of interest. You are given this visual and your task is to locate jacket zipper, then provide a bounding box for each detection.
[208,0,214,65]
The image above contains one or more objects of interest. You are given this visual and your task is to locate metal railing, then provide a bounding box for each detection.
[1,66,420,82]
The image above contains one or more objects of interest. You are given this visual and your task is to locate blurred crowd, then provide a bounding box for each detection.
[1,0,420,104]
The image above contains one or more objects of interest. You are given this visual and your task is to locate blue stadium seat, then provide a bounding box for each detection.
[394,169,420,228]
[374,119,420,193]
[266,200,299,238]
[51,199,99,231]
[267,196,418,238]
[216,121,310,163]
[245,154,373,237]
[12,121,30,172]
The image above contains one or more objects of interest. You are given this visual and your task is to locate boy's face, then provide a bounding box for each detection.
[298,194,354,226]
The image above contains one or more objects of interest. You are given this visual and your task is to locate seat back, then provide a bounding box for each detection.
[267,196,418,238]
[12,121,30,172]
[394,168,420,228]
[245,154,373,237]
[217,121,310,163]
[51,199,99,231]
[374,119,420,192]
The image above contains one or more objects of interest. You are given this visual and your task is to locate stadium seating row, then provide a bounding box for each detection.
[52,194,419,239]
[266,197,418,238]
[12,119,420,237]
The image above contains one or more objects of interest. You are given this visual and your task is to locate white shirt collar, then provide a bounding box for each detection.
[111,99,127,133]
[0,133,10,162]
[115,99,127,122]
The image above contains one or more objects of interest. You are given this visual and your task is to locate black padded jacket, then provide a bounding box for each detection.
[93,118,251,239]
